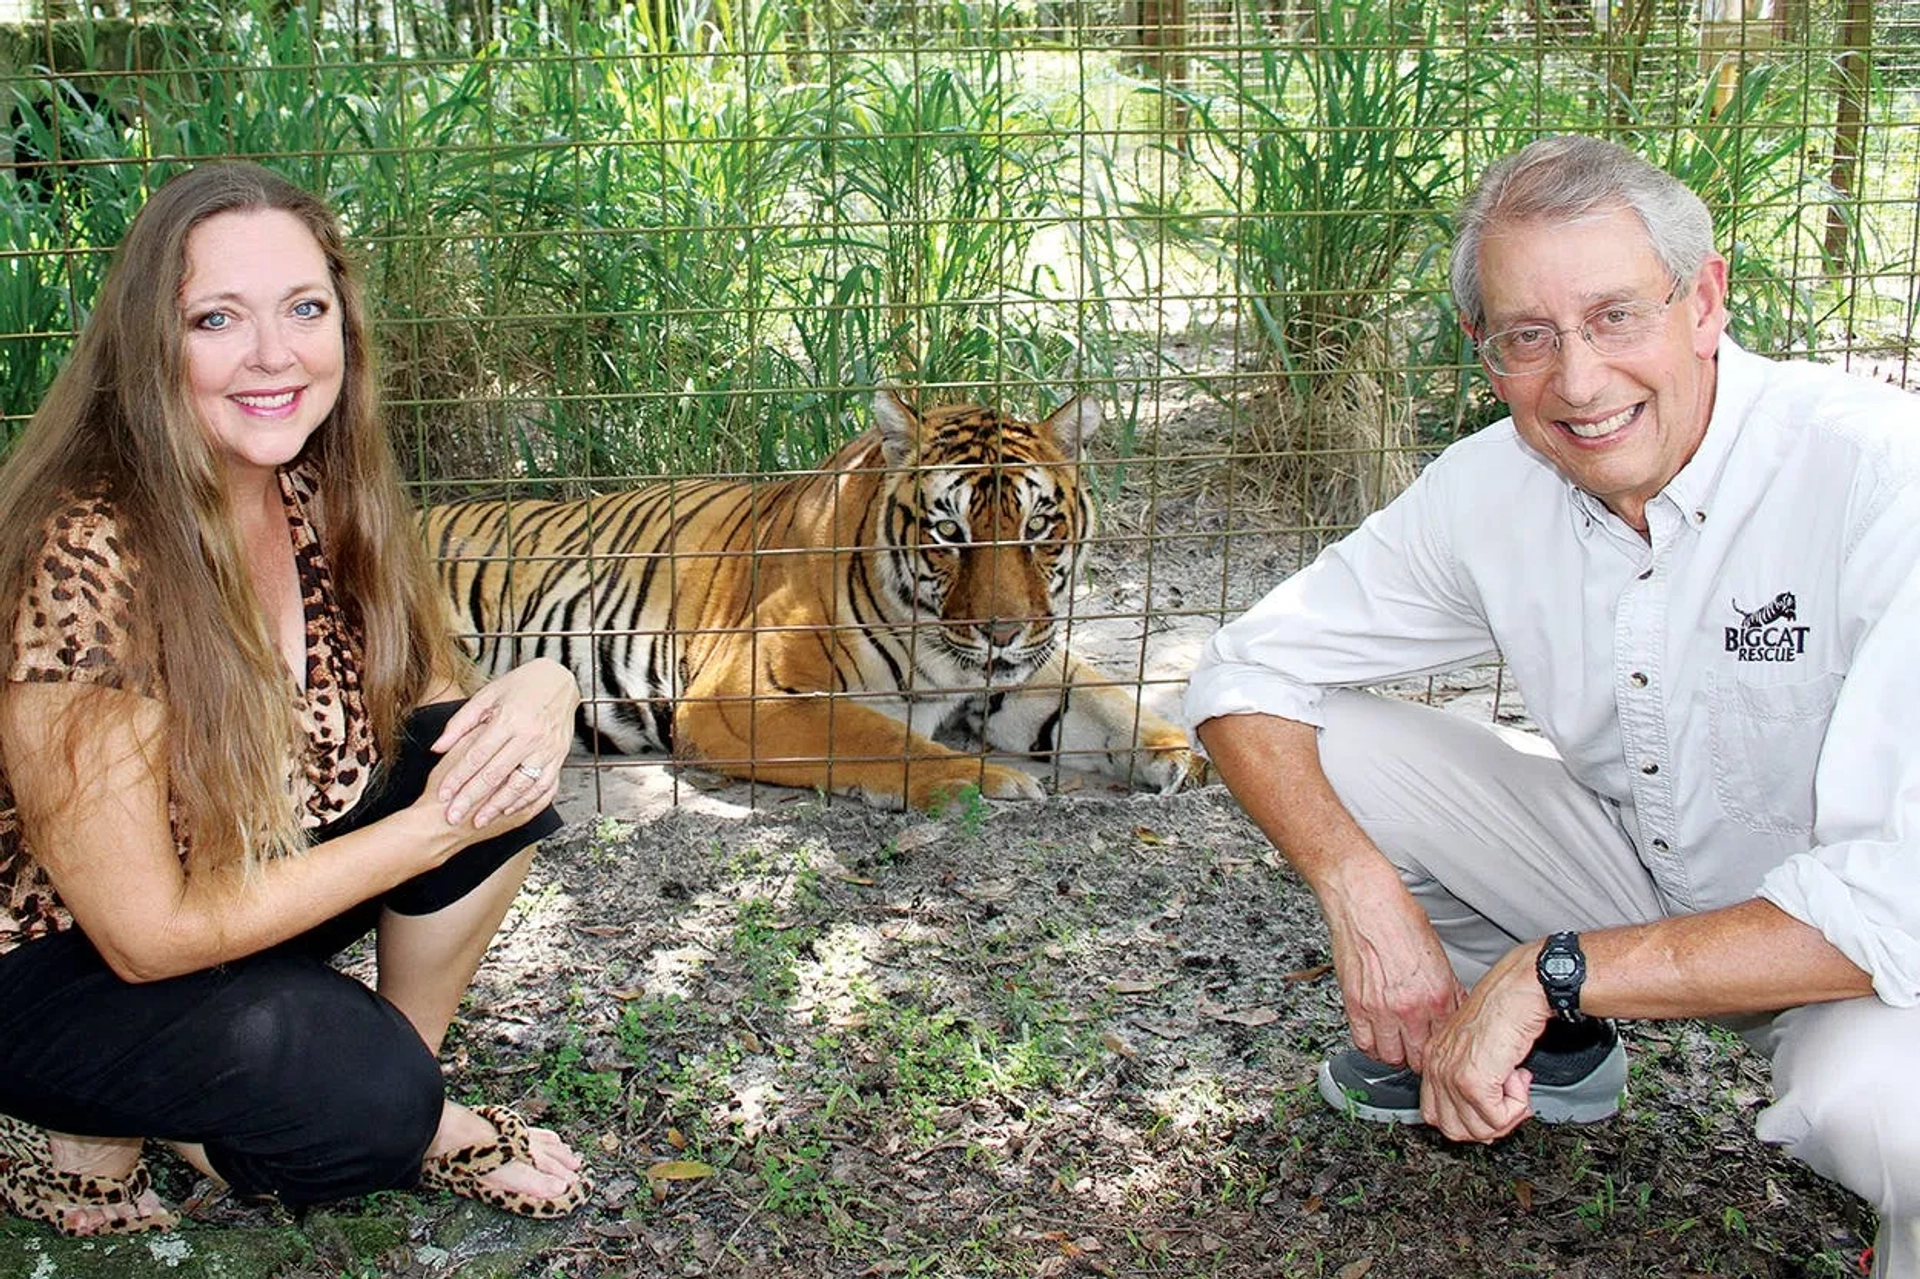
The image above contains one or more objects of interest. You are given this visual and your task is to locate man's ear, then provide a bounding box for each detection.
[1461,314,1506,396]
[1688,251,1732,358]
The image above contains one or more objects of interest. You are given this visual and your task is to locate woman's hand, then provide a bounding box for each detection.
[427,658,579,829]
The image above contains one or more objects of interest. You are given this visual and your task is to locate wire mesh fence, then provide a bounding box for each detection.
[5,0,1918,810]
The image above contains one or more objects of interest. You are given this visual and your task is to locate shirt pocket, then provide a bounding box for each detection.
[1708,668,1841,836]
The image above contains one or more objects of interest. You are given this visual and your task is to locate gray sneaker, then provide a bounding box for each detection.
[1315,1019,1626,1125]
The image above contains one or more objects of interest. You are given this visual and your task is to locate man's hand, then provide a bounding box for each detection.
[1195,712,1467,1073]
[1418,940,1550,1142]
[1322,863,1465,1072]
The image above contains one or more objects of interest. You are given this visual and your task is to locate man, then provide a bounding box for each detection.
[1184,134,1919,1276]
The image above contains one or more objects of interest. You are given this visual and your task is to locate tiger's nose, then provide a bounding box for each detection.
[980,619,1023,648]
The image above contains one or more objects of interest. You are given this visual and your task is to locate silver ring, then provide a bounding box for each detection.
[516,762,543,781]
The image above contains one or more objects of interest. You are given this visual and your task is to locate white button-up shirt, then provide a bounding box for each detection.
[1184,339,1920,1006]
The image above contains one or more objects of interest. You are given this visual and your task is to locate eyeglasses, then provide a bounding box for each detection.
[1477,279,1683,377]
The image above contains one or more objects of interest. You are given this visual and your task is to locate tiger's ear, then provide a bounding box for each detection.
[873,387,921,467]
[1042,396,1103,459]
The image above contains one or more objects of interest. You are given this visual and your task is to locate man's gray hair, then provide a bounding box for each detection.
[1450,135,1715,332]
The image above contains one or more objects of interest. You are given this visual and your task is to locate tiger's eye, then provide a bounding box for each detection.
[1024,514,1052,538]
[933,519,963,542]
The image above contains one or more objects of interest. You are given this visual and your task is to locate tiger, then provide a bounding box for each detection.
[421,389,1198,810]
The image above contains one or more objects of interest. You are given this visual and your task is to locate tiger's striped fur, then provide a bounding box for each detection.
[422,390,1196,809]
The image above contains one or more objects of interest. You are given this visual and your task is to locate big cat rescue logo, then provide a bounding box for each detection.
[1724,591,1808,663]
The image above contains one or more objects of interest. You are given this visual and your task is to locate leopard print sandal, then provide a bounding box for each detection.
[418,1105,589,1218]
[0,1114,180,1237]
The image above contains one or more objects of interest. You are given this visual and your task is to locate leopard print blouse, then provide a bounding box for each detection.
[0,466,379,957]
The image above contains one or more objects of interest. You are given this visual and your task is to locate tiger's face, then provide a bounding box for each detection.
[873,393,1098,681]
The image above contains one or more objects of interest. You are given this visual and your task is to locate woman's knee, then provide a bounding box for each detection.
[204,967,444,1203]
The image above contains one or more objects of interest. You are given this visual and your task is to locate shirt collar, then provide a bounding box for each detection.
[1657,335,1761,524]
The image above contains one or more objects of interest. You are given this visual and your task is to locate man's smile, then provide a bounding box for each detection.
[1558,401,1642,440]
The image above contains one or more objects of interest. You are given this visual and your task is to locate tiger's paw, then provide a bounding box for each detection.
[1131,731,1208,794]
[913,765,1045,810]
[979,764,1048,801]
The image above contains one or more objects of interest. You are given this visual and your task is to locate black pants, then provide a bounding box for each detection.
[0,701,562,1207]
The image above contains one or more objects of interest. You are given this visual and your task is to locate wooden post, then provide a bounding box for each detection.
[1823,0,1873,272]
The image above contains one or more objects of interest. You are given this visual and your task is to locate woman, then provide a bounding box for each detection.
[0,162,590,1235]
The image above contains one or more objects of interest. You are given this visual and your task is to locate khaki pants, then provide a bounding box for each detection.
[1314,689,1917,1278]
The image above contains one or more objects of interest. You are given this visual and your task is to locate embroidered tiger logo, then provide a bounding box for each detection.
[1733,592,1797,628]
[421,390,1198,809]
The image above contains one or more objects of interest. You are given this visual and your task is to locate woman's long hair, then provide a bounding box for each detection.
[0,161,457,875]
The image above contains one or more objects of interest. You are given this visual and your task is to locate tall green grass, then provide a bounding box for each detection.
[2,0,1114,485]
[1157,4,1524,528]
[0,0,1902,495]
[1650,60,1834,357]
[2,58,152,448]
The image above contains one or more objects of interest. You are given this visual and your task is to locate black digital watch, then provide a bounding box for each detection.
[1535,931,1588,1022]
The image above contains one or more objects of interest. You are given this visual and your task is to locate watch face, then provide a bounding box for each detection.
[1542,954,1579,981]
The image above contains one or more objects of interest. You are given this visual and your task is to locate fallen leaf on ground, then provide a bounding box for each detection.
[1131,1018,1190,1040]
[1336,1258,1375,1279]
[1282,962,1335,983]
[645,1159,715,1182]
[1110,977,1169,994]
[1211,1006,1279,1027]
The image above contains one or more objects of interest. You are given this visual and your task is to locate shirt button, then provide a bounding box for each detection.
[1651,838,1670,852]
[1629,672,1648,688]
[1694,509,1707,523]
[1637,568,1654,581]
[1640,761,1660,775]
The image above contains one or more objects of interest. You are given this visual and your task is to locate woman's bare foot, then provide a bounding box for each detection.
[427,1102,585,1203]
[44,1132,176,1236]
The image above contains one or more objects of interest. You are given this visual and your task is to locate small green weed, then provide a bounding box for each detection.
[731,895,818,1014]
[614,992,697,1059]
[612,994,741,1137]
[1577,1174,1618,1231]
[540,1034,624,1122]
[589,816,636,864]
[756,1140,834,1217]
[933,783,993,839]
